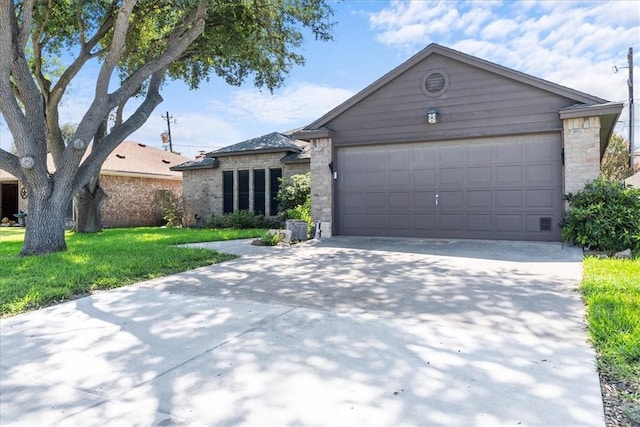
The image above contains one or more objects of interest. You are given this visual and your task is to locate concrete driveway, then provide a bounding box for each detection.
[0,237,603,426]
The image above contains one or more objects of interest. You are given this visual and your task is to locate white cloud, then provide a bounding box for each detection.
[129,112,243,157]
[213,83,355,126]
[367,0,639,105]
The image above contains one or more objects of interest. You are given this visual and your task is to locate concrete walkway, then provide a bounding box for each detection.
[0,237,603,426]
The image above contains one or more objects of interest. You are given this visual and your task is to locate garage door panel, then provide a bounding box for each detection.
[495,190,523,208]
[467,167,492,185]
[467,214,492,231]
[439,146,464,163]
[343,214,363,229]
[439,168,464,186]
[336,135,562,241]
[413,214,436,230]
[343,171,363,189]
[413,191,436,208]
[388,170,411,188]
[524,139,557,160]
[342,192,363,210]
[389,214,411,229]
[438,191,464,208]
[364,192,386,208]
[467,190,492,208]
[388,149,411,168]
[526,164,560,184]
[526,189,554,208]
[364,214,386,229]
[413,169,437,187]
[439,214,464,231]
[496,165,522,184]
[495,215,524,232]
[412,147,437,166]
[466,145,493,163]
[365,171,385,188]
[495,143,522,161]
[389,192,410,210]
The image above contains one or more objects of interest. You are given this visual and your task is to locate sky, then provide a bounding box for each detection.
[0,0,639,159]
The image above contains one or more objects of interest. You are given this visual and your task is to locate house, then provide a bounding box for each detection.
[295,43,622,241]
[173,43,622,242]
[0,141,190,227]
[171,132,309,224]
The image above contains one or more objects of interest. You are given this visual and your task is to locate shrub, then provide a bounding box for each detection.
[205,211,283,230]
[561,177,640,255]
[260,230,280,246]
[276,173,310,214]
[160,193,185,228]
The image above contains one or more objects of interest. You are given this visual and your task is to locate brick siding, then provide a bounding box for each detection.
[100,175,182,227]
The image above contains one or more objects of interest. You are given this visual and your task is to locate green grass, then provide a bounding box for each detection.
[582,256,640,416]
[0,227,264,317]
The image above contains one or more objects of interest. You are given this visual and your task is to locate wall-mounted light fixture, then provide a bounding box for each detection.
[427,108,439,124]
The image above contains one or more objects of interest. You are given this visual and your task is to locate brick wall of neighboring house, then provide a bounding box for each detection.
[100,175,182,227]
[181,152,310,225]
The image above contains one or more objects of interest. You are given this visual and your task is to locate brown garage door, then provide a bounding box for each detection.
[336,134,563,241]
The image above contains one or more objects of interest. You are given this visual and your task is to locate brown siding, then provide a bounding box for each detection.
[100,175,182,227]
[327,54,577,147]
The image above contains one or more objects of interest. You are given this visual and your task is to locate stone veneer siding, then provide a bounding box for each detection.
[309,137,333,236]
[181,152,309,225]
[100,175,182,227]
[562,116,602,196]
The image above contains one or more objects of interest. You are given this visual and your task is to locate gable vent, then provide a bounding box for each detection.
[425,73,445,93]
[422,69,449,97]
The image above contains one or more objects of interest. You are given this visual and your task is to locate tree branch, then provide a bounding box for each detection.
[0,148,24,182]
[109,1,206,107]
[72,69,165,193]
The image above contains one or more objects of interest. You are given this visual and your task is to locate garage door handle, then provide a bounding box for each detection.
[435,194,439,206]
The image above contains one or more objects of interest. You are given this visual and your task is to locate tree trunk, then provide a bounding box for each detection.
[21,193,67,256]
[74,178,106,233]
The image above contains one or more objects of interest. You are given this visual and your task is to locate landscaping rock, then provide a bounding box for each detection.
[613,249,632,259]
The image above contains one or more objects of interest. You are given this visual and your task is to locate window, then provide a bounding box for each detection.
[238,170,249,211]
[270,168,282,216]
[223,171,234,214]
[254,169,265,215]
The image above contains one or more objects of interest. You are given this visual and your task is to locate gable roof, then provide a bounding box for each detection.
[305,43,610,130]
[206,132,302,157]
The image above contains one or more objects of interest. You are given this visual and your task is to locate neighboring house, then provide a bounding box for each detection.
[0,141,190,227]
[171,132,309,225]
[294,43,622,241]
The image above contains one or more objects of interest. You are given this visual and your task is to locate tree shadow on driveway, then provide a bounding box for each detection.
[0,237,601,426]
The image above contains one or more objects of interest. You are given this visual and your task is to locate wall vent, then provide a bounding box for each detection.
[539,217,552,232]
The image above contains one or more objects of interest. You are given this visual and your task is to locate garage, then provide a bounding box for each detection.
[336,134,563,241]
[296,44,622,242]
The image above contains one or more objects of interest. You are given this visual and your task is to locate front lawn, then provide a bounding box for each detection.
[582,256,640,424]
[0,227,263,317]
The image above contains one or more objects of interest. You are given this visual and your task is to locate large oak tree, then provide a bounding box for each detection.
[0,0,333,255]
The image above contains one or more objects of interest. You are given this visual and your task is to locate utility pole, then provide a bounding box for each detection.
[614,47,635,171]
[628,47,634,170]
[161,111,174,153]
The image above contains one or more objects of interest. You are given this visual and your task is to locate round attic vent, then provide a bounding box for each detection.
[421,69,449,98]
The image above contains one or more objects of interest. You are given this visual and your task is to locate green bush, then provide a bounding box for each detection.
[276,173,310,214]
[260,230,280,246]
[205,211,283,230]
[561,177,640,254]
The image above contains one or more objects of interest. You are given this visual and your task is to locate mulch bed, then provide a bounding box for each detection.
[600,373,640,426]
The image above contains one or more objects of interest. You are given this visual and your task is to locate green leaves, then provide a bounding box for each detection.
[561,177,640,254]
